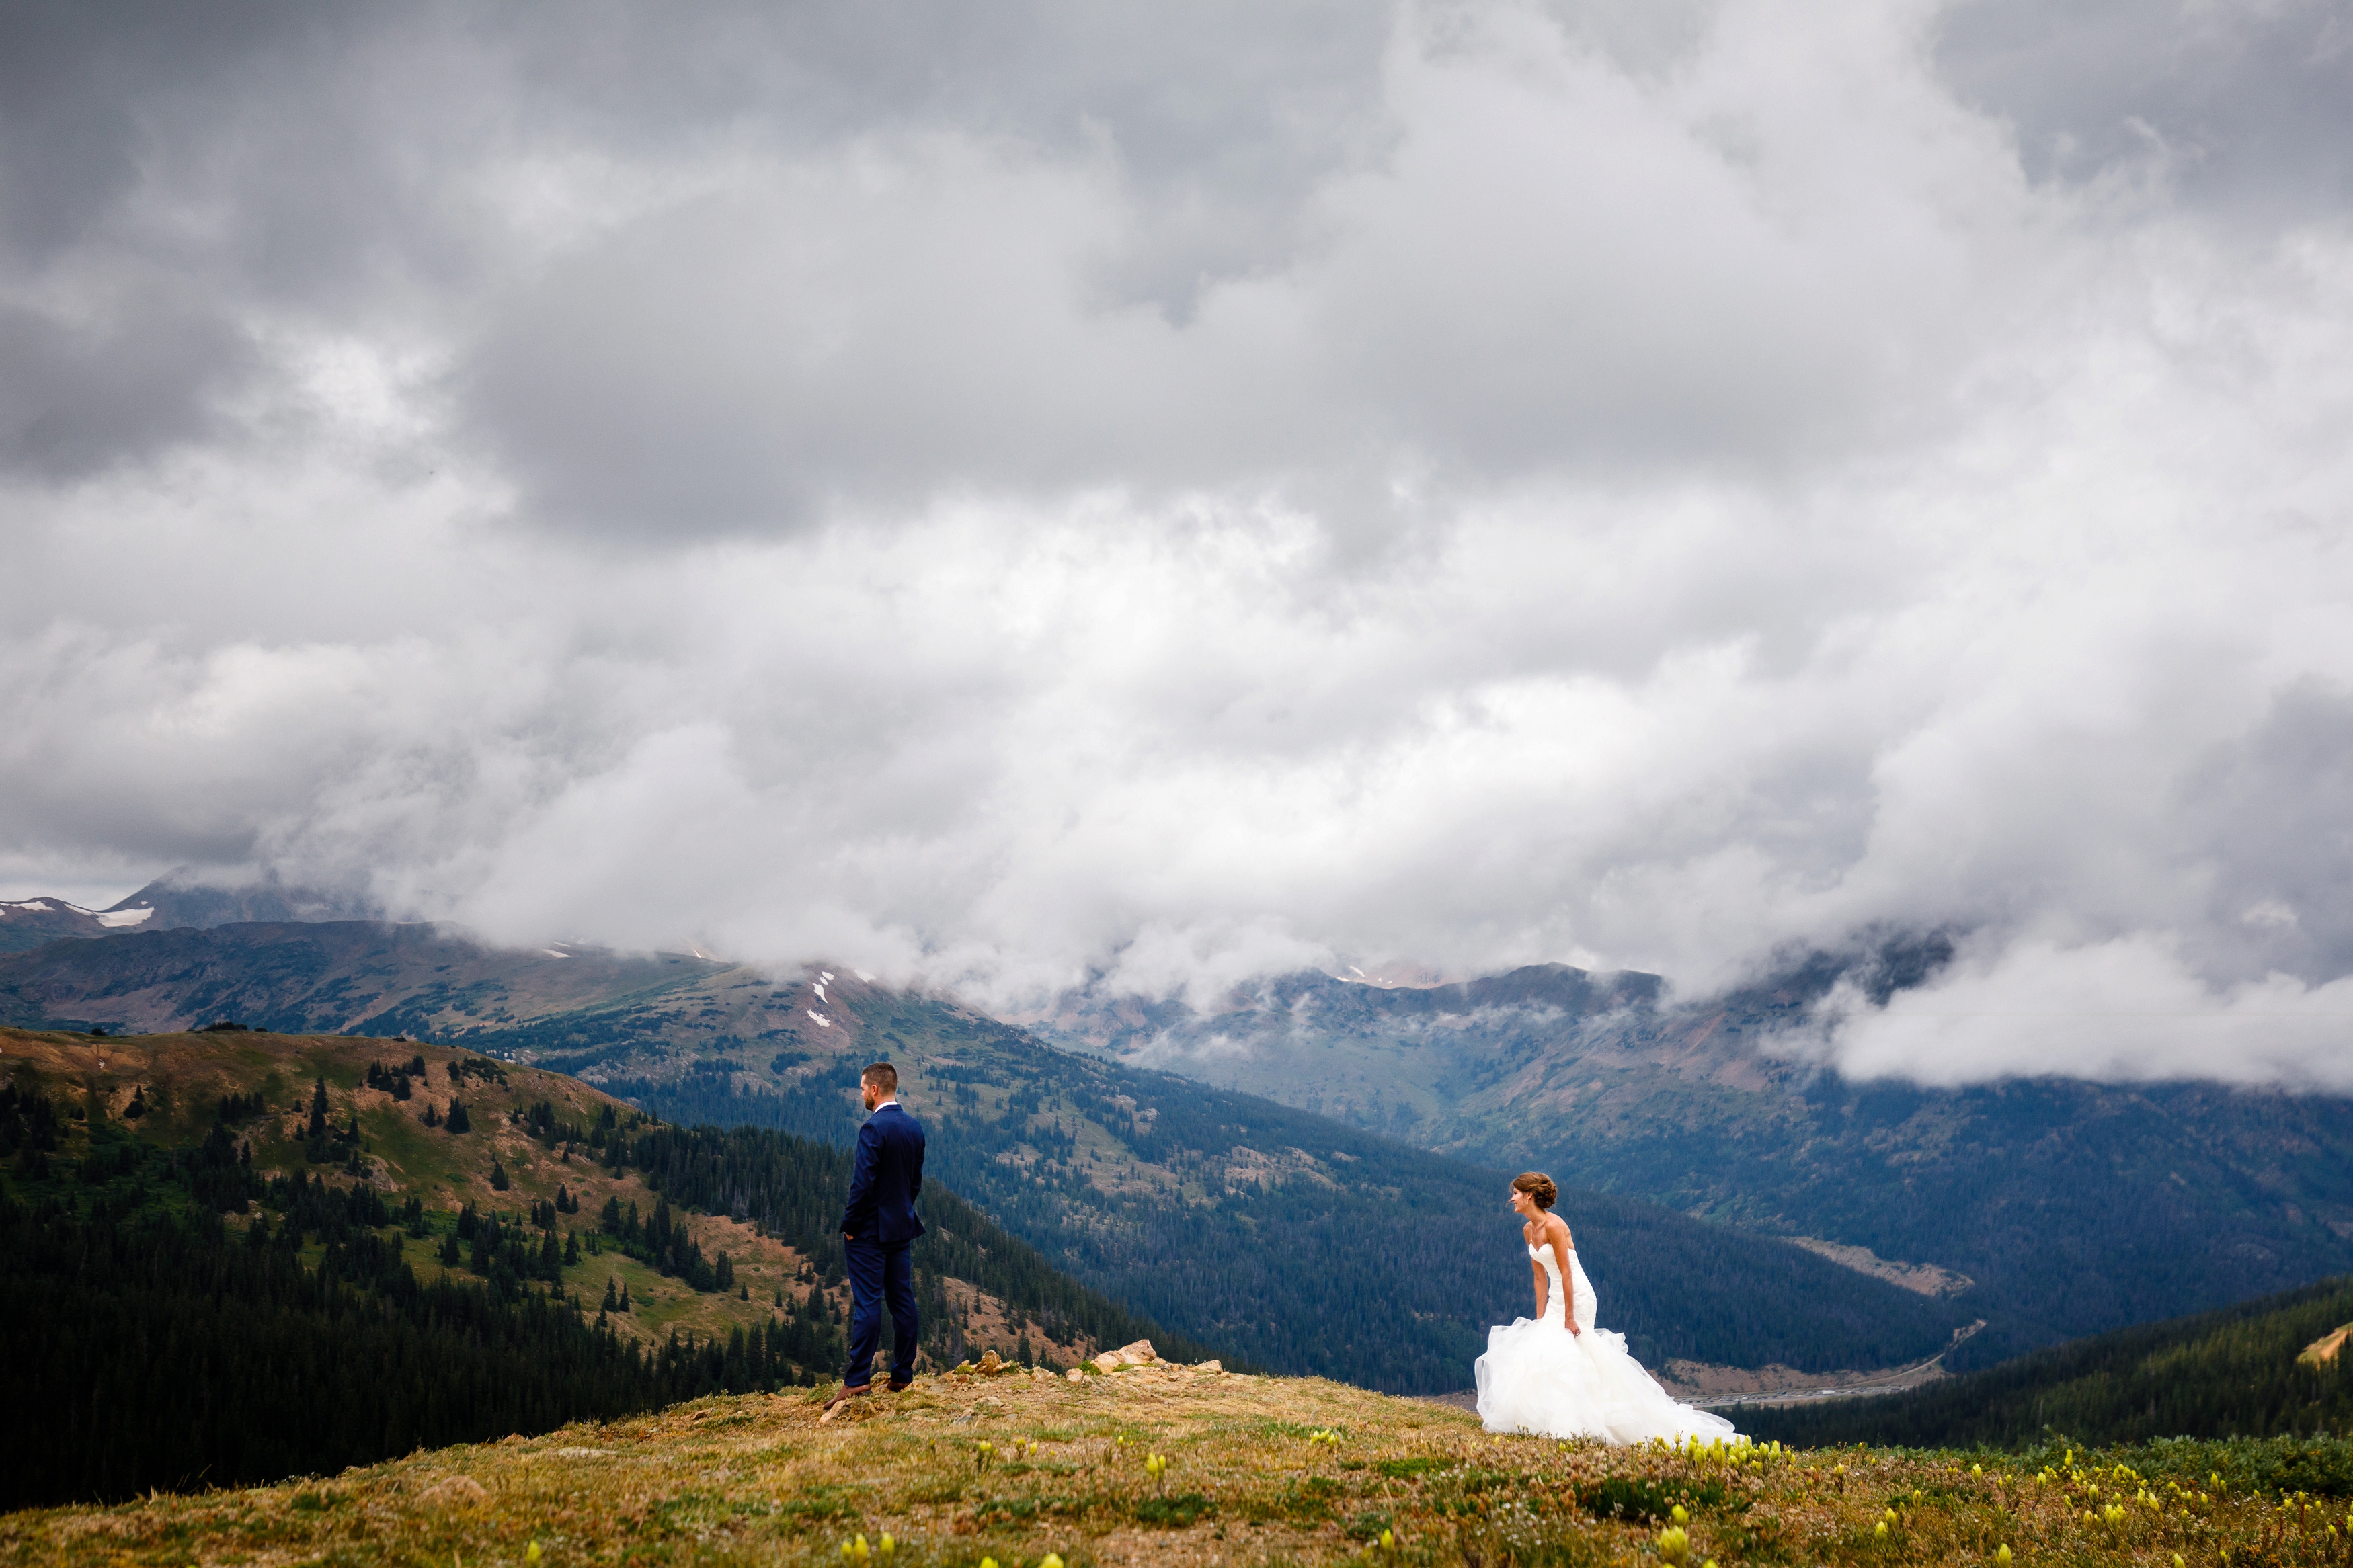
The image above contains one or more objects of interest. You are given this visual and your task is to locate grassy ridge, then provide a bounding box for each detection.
[1742,1274,2353,1451]
[14,1364,2353,1565]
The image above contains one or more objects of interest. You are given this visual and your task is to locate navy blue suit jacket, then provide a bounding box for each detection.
[839,1101,926,1246]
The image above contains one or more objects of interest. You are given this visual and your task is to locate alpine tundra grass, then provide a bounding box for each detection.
[9,1355,2353,1566]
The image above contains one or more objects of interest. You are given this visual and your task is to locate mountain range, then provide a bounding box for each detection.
[0,917,1966,1393]
[1019,947,2353,1368]
[0,873,372,954]
[10,905,2353,1388]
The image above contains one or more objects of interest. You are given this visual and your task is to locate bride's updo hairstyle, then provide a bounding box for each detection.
[1513,1171,1558,1211]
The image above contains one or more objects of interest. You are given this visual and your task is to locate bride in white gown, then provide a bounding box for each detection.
[1475,1171,1740,1445]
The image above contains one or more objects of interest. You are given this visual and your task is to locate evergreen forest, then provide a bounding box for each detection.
[0,1038,1198,1508]
[1740,1275,2353,1451]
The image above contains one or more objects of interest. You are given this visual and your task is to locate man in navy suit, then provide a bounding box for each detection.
[825,1061,926,1415]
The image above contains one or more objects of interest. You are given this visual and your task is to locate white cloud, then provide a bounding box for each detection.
[1,0,2350,1084]
[1818,932,2353,1089]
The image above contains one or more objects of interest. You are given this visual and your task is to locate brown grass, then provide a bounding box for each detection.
[0,1358,2320,1567]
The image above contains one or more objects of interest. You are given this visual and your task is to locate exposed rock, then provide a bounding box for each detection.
[1193,1360,1223,1374]
[1090,1339,1158,1373]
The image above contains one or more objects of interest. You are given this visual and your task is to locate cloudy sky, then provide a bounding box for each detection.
[4,0,2351,1083]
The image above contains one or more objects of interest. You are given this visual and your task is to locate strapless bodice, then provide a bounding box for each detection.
[1526,1242,1595,1332]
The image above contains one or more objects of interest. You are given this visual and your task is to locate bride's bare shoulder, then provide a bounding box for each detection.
[1544,1213,1574,1248]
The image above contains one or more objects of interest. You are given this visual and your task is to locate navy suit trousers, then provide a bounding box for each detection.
[844,1237,918,1387]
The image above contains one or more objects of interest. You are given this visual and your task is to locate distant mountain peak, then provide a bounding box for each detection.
[102,870,381,930]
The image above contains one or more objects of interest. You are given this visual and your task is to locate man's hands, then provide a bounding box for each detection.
[843,1232,854,1242]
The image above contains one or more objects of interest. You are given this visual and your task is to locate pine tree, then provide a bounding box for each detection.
[446,1099,471,1134]
[307,1077,329,1140]
[490,1160,509,1191]
[618,1278,632,1313]
[564,1231,581,1266]
[602,1276,619,1311]
[421,1102,440,1128]
[391,1073,411,1102]
[440,1233,461,1266]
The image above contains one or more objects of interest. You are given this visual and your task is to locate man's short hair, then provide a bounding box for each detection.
[861,1062,898,1094]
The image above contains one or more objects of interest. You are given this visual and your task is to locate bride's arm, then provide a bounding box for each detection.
[1550,1225,1580,1335]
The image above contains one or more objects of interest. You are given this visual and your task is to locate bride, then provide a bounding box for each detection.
[1475,1171,1740,1445]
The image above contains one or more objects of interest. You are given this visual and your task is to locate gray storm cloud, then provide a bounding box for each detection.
[2,0,2350,1085]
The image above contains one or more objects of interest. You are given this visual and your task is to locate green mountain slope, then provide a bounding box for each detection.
[0,1023,1185,1505]
[1740,1275,2353,1451]
[0,925,1966,1393]
[1021,954,2353,1369]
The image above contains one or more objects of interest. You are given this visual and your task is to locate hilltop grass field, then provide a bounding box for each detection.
[9,1358,2353,1567]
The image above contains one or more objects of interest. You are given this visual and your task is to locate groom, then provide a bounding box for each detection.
[824,1061,926,1417]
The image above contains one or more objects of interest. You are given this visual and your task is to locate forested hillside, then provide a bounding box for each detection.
[1740,1276,2353,1451]
[0,1026,1179,1506]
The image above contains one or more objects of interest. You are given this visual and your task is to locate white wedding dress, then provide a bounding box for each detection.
[1475,1241,1741,1444]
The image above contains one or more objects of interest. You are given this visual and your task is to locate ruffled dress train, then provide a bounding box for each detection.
[1474,1243,1740,1446]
